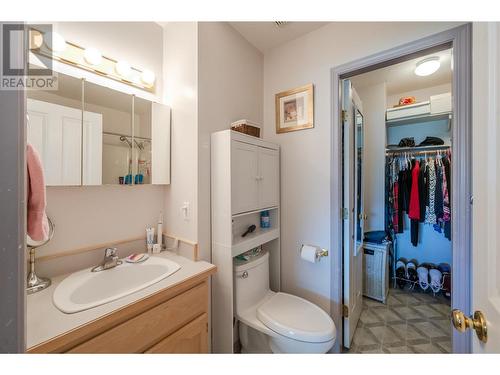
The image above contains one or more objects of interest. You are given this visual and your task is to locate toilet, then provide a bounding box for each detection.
[234,250,336,353]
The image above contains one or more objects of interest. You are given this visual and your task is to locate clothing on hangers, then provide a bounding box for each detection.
[385,149,451,245]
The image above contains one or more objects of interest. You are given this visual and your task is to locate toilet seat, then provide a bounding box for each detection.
[257,292,336,343]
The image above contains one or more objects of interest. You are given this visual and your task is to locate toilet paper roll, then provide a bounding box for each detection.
[300,245,318,263]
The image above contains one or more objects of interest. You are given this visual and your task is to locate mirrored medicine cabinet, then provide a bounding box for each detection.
[27,72,170,186]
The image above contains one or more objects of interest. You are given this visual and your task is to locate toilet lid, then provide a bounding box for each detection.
[257,292,336,343]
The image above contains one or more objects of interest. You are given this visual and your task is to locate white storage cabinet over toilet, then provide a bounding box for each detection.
[211,130,281,353]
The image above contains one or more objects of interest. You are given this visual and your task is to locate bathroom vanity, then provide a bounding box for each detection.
[27,252,216,353]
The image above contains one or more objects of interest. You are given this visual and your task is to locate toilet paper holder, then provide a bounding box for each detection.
[300,244,329,261]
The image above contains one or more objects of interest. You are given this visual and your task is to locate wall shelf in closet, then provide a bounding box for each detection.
[386,112,451,127]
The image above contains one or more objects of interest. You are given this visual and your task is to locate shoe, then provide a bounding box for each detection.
[429,268,443,293]
[406,259,419,282]
[417,266,429,290]
[395,258,408,288]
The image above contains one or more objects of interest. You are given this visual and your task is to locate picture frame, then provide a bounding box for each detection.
[275,83,314,134]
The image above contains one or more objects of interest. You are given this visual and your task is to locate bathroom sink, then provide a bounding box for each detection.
[53,256,181,314]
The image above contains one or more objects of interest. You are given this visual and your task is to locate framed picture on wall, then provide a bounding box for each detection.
[275,83,314,134]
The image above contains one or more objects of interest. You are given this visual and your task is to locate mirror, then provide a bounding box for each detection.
[133,97,152,184]
[355,108,364,245]
[83,80,132,185]
[27,73,84,186]
[27,74,170,186]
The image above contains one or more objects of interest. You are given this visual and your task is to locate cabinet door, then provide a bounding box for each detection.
[231,141,260,214]
[258,148,279,209]
[145,313,208,353]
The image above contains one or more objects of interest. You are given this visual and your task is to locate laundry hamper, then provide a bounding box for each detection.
[362,241,392,304]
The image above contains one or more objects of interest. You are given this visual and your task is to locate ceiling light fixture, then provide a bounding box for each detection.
[414,56,440,76]
[84,47,102,66]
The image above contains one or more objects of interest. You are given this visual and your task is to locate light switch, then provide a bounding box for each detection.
[181,201,190,221]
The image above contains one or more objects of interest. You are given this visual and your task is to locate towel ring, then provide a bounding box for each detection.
[26,217,54,294]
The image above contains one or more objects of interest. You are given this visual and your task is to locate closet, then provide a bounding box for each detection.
[384,94,452,293]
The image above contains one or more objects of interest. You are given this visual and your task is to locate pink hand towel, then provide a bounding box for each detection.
[27,143,49,242]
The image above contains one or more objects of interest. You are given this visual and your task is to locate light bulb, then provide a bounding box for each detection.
[84,47,102,66]
[29,29,43,49]
[414,57,440,77]
[140,69,155,86]
[115,60,132,78]
[44,32,66,52]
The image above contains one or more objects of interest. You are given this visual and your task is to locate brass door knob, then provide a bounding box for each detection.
[451,309,488,343]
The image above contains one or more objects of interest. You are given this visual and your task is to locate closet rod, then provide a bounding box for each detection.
[385,145,450,155]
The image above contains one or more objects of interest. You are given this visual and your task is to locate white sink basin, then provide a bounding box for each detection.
[53,256,181,313]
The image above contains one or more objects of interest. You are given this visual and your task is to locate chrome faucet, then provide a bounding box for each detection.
[91,247,123,272]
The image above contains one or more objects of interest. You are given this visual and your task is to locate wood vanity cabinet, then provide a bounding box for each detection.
[27,269,215,354]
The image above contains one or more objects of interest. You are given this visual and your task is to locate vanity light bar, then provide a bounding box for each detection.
[29,28,155,93]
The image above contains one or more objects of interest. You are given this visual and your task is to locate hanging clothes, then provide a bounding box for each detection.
[419,161,427,223]
[434,160,444,233]
[409,160,421,247]
[392,181,400,233]
[425,160,437,225]
[443,155,452,240]
[409,160,421,220]
[385,149,451,246]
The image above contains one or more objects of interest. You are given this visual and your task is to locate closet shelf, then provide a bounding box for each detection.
[386,112,451,127]
[231,227,279,257]
[385,145,451,153]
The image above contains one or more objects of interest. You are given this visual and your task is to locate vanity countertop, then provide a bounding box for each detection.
[27,251,216,350]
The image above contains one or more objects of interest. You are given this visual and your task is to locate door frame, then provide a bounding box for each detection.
[0,22,27,353]
[330,23,472,353]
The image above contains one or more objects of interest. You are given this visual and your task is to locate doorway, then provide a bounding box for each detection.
[343,47,453,353]
[331,24,472,354]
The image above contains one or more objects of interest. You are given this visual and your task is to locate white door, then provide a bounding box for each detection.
[231,141,260,215]
[467,22,500,353]
[258,148,279,209]
[342,79,365,348]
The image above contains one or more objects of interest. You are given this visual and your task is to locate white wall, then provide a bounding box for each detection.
[262,22,461,315]
[40,22,166,258]
[162,22,199,245]
[54,22,163,98]
[356,82,387,232]
[198,22,263,261]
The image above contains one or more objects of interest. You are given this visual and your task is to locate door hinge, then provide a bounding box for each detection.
[342,110,348,122]
[343,304,349,318]
[342,207,349,220]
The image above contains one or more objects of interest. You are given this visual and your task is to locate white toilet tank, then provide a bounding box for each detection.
[234,251,270,314]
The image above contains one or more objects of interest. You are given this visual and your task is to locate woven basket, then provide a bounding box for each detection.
[231,120,261,138]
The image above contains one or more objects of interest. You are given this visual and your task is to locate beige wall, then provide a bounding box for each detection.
[162,22,199,246]
[40,22,165,258]
[262,22,462,315]
[198,22,264,261]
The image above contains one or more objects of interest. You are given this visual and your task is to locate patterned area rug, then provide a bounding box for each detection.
[345,286,451,354]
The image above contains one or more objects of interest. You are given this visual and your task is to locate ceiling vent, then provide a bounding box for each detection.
[274,21,289,28]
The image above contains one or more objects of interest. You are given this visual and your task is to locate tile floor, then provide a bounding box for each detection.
[345,286,452,354]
